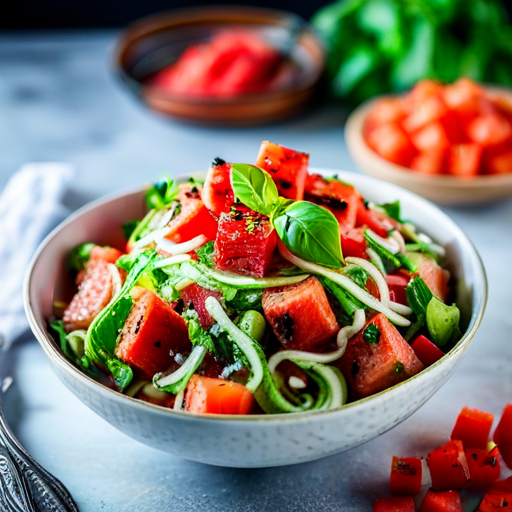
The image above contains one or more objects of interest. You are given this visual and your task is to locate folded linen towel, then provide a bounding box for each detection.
[0,163,73,348]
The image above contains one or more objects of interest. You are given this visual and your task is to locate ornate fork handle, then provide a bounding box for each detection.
[0,378,79,512]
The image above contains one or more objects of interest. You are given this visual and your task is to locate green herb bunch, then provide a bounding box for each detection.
[312,0,512,105]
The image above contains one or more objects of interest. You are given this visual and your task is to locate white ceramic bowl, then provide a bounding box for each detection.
[345,87,512,205]
[24,170,487,468]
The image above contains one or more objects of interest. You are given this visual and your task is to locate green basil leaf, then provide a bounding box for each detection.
[230,164,279,216]
[195,240,215,268]
[146,176,179,210]
[274,201,344,268]
[380,200,402,222]
[345,266,368,288]
[405,276,433,318]
[122,220,140,241]
[426,297,461,348]
[67,242,95,271]
[363,324,381,344]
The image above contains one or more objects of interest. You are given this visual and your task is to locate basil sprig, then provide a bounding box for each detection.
[230,164,279,216]
[231,164,344,268]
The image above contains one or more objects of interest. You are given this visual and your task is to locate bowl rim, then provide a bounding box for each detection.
[113,5,326,106]
[24,168,488,424]
[345,85,512,189]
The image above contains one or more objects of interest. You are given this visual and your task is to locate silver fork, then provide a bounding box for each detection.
[0,346,79,512]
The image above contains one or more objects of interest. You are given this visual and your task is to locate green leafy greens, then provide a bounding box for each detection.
[426,297,461,348]
[67,243,95,271]
[312,0,512,104]
[146,176,179,210]
[84,250,156,390]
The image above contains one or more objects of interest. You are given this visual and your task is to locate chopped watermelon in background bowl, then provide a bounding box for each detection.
[345,79,512,205]
[24,142,486,467]
[114,6,325,126]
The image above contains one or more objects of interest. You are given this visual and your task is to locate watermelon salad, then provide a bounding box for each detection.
[50,141,462,415]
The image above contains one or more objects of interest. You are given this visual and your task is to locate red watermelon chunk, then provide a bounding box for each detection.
[214,204,277,277]
[262,276,339,351]
[63,258,113,332]
[115,288,191,378]
[202,158,234,216]
[165,183,218,243]
[416,256,450,302]
[255,141,309,200]
[339,313,424,399]
[304,174,360,233]
[181,283,223,330]
[340,227,369,259]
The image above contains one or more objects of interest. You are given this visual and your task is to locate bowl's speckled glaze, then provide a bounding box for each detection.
[24,170,487,468]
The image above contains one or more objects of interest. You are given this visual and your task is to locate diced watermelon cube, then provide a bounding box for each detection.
[304,174,360,233]
[165,183,218,243]
[63,258,114,332]
[340,227,369,259]
[385,272,409,305]
[181,283,223,330]
[467,115,512,147]
[255,141,309,200]
[366,123,417,167]
[373,496,415,512]
[408,79,443,105]
[365,97,408,130]
[410,151,446,175]
[485,149,512,175]
[416,256,450,302]
[410,335,445,367]
[451,407,494,449]
[262,276,339,351]
[90,245,124,264]
[427,439,470,491]
[338,313,424,399]
[214,204,277,277]
[419,489,463,512]
[410,122,450,153]
[202,158,234,216]
[442,78,484,111]
[402,95,448,133]
[464,447,501,490]
[115,288,190,378]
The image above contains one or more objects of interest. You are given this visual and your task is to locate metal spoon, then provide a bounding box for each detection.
[0,369,79,511]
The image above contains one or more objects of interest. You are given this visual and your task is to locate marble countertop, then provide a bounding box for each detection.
[2,31,512,511]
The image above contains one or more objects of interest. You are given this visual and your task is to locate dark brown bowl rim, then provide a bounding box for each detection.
[113,5,326,106]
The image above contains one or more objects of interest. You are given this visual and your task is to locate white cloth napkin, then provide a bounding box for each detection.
[0,163,74,349]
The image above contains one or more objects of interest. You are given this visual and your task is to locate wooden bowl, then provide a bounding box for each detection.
[114,7,325,126]
[345,88,512,205]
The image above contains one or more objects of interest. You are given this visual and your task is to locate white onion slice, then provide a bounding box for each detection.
[346,256,390,307]
[134,226,172,249]
[336,309,366,355]
[173,391,185,411]
[175,278,195,291]
[390,229,406,254]
[366,229,400,254]
[152,254,191,269]
[156,234,208,256]
[278,244,410,326]
[389,301,413,316]
[366,248,387,275]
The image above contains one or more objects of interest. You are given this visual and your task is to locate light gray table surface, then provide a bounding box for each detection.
[1,31,511,512]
